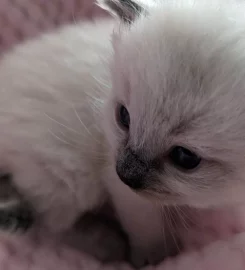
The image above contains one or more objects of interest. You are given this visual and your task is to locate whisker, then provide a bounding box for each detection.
[174,205,190,232]
[48,129,76,147]
[92,75,111,90]
[73,106,92,136]
[165,206,181,254]
[44,113,82,135]
[72,106,103,146]
[48,129,108,161]
[177,205,194,227]
[159,204,168,255]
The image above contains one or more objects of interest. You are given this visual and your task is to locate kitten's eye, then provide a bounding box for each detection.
[118,104,130,129]
[169,146,201,170]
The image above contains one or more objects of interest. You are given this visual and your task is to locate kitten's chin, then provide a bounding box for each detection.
[133,189,182,206]
[134,189,217,209]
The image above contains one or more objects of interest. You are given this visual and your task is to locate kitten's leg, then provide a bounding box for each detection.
[116,201,167,267]
[128,216,180,267]
[0,172,34,232]
[106,177,169,267]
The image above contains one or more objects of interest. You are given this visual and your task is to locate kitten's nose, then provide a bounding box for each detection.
[116,148,149,190]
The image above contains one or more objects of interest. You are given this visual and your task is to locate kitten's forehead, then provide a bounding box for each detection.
[113,5,245,155]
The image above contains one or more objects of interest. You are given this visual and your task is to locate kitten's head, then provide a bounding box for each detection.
[99,0,245,208]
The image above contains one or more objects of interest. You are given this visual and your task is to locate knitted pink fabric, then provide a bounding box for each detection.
[0,0,107,54]
[0,228,245,270]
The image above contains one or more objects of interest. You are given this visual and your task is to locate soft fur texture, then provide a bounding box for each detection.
[0,20,113,231]
[101,0,245,264]
[105,0,245,208]
[0,17,166,265]
[1,0,245,269]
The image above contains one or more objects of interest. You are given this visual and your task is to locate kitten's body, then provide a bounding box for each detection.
[0,20,113,231]
[0,18,166,265]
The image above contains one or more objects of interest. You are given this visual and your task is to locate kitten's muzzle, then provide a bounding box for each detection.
[116,148,149,190]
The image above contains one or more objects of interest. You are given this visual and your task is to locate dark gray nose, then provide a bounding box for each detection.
[116,148,149,190]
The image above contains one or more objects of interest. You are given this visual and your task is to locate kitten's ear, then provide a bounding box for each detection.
[97,0,146,23]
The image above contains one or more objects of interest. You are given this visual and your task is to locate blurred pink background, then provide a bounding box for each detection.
[0,0,108,54]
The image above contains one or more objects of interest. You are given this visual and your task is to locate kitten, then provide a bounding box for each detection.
[1,0,245,267]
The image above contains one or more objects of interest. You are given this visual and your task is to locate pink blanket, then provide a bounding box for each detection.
[0,0,244,269]
[0,0,107,54]
[0,228,244,270]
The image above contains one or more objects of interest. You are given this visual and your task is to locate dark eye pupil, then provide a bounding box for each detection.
[169,146,201,170]
[119,105,130,129]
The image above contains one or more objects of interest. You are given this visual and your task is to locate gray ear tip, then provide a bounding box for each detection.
[96,0,117,10]
[96,0,118,15]
[96,0,144,22]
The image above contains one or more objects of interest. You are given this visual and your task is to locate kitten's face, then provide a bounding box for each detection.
[102,0,245,208]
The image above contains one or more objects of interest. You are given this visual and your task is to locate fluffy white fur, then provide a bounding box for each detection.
[0,20,113,231]
[1,0,245,267]
[101,0,245,264]
[0,17,165,265]
[105,0,245,208]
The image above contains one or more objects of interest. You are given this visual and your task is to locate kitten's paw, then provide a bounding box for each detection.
[0,172,34,232]
[0,204,34,232]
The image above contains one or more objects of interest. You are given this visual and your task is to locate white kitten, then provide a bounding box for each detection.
[1,0,245,267]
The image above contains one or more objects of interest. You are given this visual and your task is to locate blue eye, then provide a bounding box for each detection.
[118,105,130,129]
[169,146,201,170]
